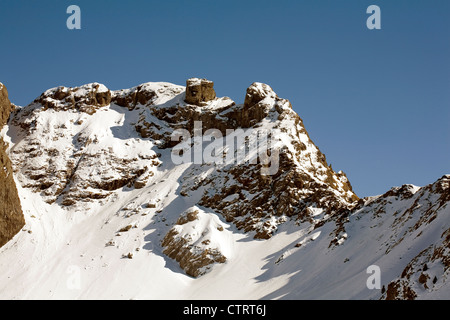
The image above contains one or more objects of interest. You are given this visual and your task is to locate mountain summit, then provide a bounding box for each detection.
[0,78,448,299]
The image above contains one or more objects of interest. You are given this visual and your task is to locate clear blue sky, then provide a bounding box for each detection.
[1,0,449,197]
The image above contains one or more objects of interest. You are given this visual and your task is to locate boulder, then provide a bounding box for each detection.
[243,82,277,109]
[226,82,282,128]
[112,84,157,110]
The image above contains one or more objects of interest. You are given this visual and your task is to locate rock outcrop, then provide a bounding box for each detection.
[376,175,450,300]
[112,83,158,110]
[177,81,358,239]
[0,84,14,126]
[0,82,25,248]
[184,78,216,106]
[36,83,111,115]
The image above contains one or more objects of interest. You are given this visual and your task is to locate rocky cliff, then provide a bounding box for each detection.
[0,83,25,248]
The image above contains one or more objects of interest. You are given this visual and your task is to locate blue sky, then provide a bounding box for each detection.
[1,0,449,197]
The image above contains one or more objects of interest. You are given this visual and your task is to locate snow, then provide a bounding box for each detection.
[308,207,324,217]
[187,78,213,86]
[74,83,109,97]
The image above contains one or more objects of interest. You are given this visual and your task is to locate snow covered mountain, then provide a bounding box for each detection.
[0,79,448,299]
[0,83,24,248]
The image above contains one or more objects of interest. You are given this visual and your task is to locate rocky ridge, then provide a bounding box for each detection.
[372,175,450,299]
[325,174,449,300]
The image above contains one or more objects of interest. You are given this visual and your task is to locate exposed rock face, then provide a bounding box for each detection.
[243,82,274,109]
[184,78,216,106]
[239,82,280,128]
[0,83,25,248]
[112,83,157,110]
[0,84,14,126]
[36,83,111,115]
